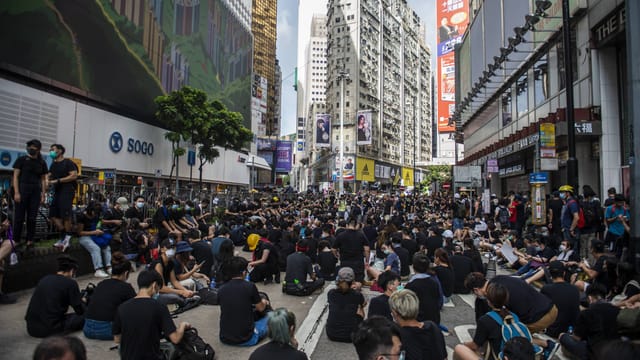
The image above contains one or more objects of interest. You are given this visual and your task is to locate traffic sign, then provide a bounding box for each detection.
[529,172,548,184]
[155,169,162,178]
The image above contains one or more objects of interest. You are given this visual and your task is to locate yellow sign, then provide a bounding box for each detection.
[402,167,414,187]
[356,157,375,182]
[98,171,104,185]
[69,158,82,175]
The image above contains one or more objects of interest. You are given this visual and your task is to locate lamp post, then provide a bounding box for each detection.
[562,0,578,190]
[338,67,349,195]
[413,95,417,195]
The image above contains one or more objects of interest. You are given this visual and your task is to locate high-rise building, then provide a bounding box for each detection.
[252,0,278,137]
[308,0,432,191]
[274,59,282,136]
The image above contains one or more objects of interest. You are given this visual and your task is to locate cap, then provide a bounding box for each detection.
[454,193,461,199]
[548,261,565,272]
[442,229,454,238]
[247,233,260,251]
[26,139,42,149]
[337,267,355,282]
[116,197,129,210]
[175,241,193,254]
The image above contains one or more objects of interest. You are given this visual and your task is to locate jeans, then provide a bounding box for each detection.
[79,236,111,270]
[452,218,464,231]
[13,183,41,243]
[83,318,113,340]
[559,333,588,360]
[236,316,269,347]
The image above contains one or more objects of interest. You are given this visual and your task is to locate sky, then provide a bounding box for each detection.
[276,0,437,136]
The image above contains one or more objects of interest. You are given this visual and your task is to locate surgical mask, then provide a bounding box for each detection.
[559,193,566,200]
[49,150,58,159]
[383,249,391,255]
[535,246,542,252]
[559,245,567,252]
[152,292,160,300]
[171,204,179,210]
[27,148,38,156]
[165,249,176,258]
[185,206,191,211]
[396,284,405,291]
[136,202,144,209]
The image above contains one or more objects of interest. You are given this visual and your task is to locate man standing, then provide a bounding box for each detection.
[48,144,78,252]
[113,270,190,360]
[559,185,581,253]
[332,217,370,284]
[12,139,48,249]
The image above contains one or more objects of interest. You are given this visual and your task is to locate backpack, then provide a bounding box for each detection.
[486,311,542,360]
[173,327,215,360]
[497,207,510,227]
[455,201,467,219]
[580,199,602,228]
[197,287,219,306]
[567,200,585,229]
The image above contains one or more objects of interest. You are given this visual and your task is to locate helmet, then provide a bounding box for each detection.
[558,185,574,193]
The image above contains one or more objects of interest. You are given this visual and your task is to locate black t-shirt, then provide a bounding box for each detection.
[103,207,124,233]
[367,294,392,322]
[255,241,278,267]
[285,252,313,284]
[394,246,411,277]
[434,266,454,298]
[400,322,447,360]
[125,207,145,222]
[405,277,441,324]
[113,297,177,360]
[450,254,474,294]
[317,251,338,279]
[326,288,365,342]
[402,238,418,261]
[152,207,171,228]
[424,236,442,259]
[13,155,48,185]
[191,241,214,276]
[490,276,553,324]
[248,341,308,360]
[76,212,99,232]
[122,229,145,255]
[25,274,83,336]
[541,282,580,337]
[48,158,77,192]
[574,302,620,350]
[218,279,262,344]
[362,225,378,248]
[85,279,136,322]
[414,232,427,250]
[151,259,175,286]
[591,255,610,290]
[548,198,564,229]
[333,229,368,262]
[473,313,503,359]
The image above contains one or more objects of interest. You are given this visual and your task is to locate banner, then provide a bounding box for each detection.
[390,166,402,186]
[436,0,469,133]
[356,110,373,145]
[275,141,292,172]
[335,155,355,182]
[401,167,414,187]
[356,157,375,182]
[315,114,331,148]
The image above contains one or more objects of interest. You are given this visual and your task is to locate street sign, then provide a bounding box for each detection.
[187,150,196,166]
[529,172,548,184]
[155,169,162,178]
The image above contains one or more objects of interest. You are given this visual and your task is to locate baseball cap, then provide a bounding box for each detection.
[116,197,129,211]
[442,229,454,239]
[247,233,260,251]
[337,267,355,283]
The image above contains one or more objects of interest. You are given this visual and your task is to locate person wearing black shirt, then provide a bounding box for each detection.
[401,229,418,261]
[248,308,307,360]
[353,316,403,360]
[424,227,443,261]
[113,270,189,360]
[283,239,325,296]
[121,218,150,264]
[152,197,183,242]
[124,195,151,230]
[391,233,411,278]
[12,139,48,248]
[76,203,112,278]
[151,239,197,307]
[83,252,135,340]
[433,249,454,302]
[247,232,280,284]
[48,144,78,252]
[317,240,338,280]
[451,246,475,294]
[187,230,214,278]
[326,267,366,342]
[405,253,443,325]
[332,218,370,283]
[25,255,84,338]
[218,256,270,346]
[540,261,580,338]
[101,197,127,250]
[389,289,447,360]
[367,270,400,322]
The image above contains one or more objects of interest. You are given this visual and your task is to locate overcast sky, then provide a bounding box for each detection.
[276,0,437,136]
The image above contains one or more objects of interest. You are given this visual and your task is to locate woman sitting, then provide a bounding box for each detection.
[433,249,454,303]
[83,252,136,340]
[326,267,366,342]
[366,240,400,283]
[249,308,307,359]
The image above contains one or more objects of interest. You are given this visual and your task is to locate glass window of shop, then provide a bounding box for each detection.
[501,87,513,127]
[534,55,549,106]
[516,73,528,118]
[556,25,578,90]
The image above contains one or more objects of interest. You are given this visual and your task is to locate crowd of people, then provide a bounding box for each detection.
[2,140,640,360]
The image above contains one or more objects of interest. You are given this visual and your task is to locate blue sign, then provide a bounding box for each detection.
[529,172,548,184]
[187,150,196,166]
[109,132,124,153]
[0,151,11,166]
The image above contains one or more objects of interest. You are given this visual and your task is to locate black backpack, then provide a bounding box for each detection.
[173,327,215,360]
[581,199,602,228]
[497,206,510,227]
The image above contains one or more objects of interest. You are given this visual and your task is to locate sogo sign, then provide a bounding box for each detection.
[109,131,154,156]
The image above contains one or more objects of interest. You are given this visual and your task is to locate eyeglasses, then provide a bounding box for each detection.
[379,350,405,359]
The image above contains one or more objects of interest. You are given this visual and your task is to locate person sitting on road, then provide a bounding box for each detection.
[25,255,85,338]
[210,226,232,277]
[124,195,151,230]
[150,238,198,307]
[121,218,150,265]
[433,248,455,303]
[0,210,17,304]
[32,335,87,360]
[316,239,338,280]
[77,202,112,278]
[248,307,307,360]
[247,231,280,284]
[326,267,366,343]
[366,240,400,283]
[367,270,401,322]
[113,269,191,360]
[218,256,271,346]
[152,197,184,242]
[187,228,214,279]
[389,289,447,360]
[352,316,403,360]
[405,253,444,325]
[173,241,209,291]
[283,238,325,296]
[83,252,136,340]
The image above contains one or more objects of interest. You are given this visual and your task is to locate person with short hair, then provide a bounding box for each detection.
[326,267,366,343]
[48,144,78,252]
[151,239,197,306]
[113,270,190,360]
[0,212,17,304]
[368,270,401,322]
[33,335,87,360]
[352,316,403,360]
[332,218,370,283]
[405,253,443,325]
[248,308,307,359]
[283,239,325,296]
[25,255,85,338]
[389,289,447,360]
[124,195,151,229]
[76,202,112,278]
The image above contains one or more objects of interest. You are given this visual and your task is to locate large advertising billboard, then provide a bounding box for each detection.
[315,114,331,148]
[0,0,252,126]
[275,141,292,173]
[436,0,469,133]
[356,110,373,145]
[252,74,268,135]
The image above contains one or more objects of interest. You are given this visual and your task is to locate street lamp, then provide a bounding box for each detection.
[560,0,578,189]
[337,67,349,195]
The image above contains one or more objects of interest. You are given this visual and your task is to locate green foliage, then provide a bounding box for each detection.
[420,165,452,189]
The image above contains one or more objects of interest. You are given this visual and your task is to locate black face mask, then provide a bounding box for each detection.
[27,148,38,156]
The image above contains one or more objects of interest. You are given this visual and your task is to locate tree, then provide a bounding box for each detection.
[420,165,452,192]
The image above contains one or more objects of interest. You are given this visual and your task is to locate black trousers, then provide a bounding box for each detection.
[283,279,325,296]
[13,183,41,243]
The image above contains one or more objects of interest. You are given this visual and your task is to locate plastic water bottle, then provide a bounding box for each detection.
[9,252,18,266]
[567,326,573,335]
[209,278,216,289]
[245,273,250,282]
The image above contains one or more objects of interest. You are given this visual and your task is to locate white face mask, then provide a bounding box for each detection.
[136,202,144,209]
[165,249,176,258]
[559,245,567,252]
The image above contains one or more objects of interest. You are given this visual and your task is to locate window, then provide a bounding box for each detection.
[501,88,512,127]
[534,55,549,106]
[516,74,528,118]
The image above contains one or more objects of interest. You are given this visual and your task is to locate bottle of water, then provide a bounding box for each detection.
[10,252,18,266]
[209,278,216,289]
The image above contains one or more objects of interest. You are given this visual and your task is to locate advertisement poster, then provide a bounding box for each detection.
[436,0,469,133]
[401,167,414,187]
[356,157,375,182]
[335,155,355,182]
[356,110,373,145]
[275,141,292,172]
[316,114,331,148]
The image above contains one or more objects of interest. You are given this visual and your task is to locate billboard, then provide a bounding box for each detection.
[335,155,355,182]
[275,141,292,173]
[0,0,252,126]
[356,157,375,182]
[356,110,373,145]
[315,114,331,148]
[436,0,469,133]
[252,74,268,135]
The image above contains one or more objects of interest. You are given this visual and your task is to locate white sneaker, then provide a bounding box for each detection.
[61,235,71,252]
[94,269,109,278]
[106,267,112,275]
[53,240,64,248]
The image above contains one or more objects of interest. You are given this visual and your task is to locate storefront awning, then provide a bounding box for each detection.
[247,155,272,171]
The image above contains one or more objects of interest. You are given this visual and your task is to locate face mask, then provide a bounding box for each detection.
[535,246,542,252]
[165,249,176,258]
[396,284,405,292]
[136,202,144,209]
[185,206,191,211]
[152,292,160,300]
[171,204,179,210]
[398,352,406,360]
[559,245,567,252]
[559,193,566,200]
[49,150,58,159]
[27,148,38,156]
[383,249,391,255]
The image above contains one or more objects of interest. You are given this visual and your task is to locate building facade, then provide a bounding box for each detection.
[455,0,629,198]
[252,0,279,137]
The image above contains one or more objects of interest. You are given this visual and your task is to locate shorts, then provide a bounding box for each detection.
[50,191,75,219]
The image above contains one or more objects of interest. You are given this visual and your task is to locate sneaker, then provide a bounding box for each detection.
[61,235,71,252]
[0,292,17,305]
[106,267,112,275]
[94,269,109,278]
[543,340,560,360]
[53,240,64,248]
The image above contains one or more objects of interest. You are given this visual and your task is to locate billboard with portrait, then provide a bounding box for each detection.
[0,0,252,126]
[315,114,331,148]
[356,110,373,145]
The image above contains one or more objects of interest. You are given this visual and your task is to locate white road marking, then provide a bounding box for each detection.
[454,324,476,344]
[296,284,334,356]
[458,294,476,308]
